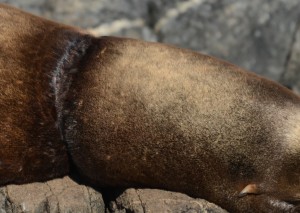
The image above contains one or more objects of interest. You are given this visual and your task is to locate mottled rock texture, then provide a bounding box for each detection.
[108,189,228,213]
[0,181,227,213]
[280,26,300,93]
[0,177,105,213]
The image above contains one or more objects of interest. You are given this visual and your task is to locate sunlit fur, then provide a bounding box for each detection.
[0,4,299,212]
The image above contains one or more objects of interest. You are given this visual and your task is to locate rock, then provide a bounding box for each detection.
[0,177,105,213]
[1,181,228,213]
[280,25,300,94]
[1,0,148,27]
[153,0,300,81]
[1,0,157,40]
[44,0,149,28]
[0,0,48,16]
[108,188,228,213]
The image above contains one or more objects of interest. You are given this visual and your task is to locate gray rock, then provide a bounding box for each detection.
[280,25,300,94]
[0,177,105,213]
[0,0,48,16]
[1,0,149,28]
[0,0,157,40]
[1,181,228,213]
[45,0,149,29]
[0,188,8,213]
[108,188,228,213]
[153,0,300,81]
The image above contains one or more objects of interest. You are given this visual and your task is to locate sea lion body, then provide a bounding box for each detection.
[0,4,299,212]
[0,4,72,184]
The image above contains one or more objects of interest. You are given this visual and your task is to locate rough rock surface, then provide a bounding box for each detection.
[155,0,300,81]
[0,180,227,213]
[0,177,105,213]
[108,188,228,213]
[280,25,300,93]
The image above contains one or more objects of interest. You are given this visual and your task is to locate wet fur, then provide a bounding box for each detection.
[0,4,299,212]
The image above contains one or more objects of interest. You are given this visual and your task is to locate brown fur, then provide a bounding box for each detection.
[0,4,299,212]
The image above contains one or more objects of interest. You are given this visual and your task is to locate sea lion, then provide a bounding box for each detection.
[0,4,71,184]
[0,4,299,213]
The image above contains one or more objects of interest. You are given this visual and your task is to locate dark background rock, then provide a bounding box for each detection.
[155,0,300,81]
[1,0,300,212]
[280,26,300,93]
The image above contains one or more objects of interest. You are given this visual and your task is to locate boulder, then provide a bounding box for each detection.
[280,25,300,94]
[0,179,228,213]
[108,188,228,213]
[152,0,300,80]
[0,177,105,213]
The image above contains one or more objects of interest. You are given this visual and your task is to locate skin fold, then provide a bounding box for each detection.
[0,4,299,212]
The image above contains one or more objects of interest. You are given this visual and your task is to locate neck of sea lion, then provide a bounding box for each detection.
[0,4,93,185]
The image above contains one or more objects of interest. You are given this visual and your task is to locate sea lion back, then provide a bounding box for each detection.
[63,37,300,212]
